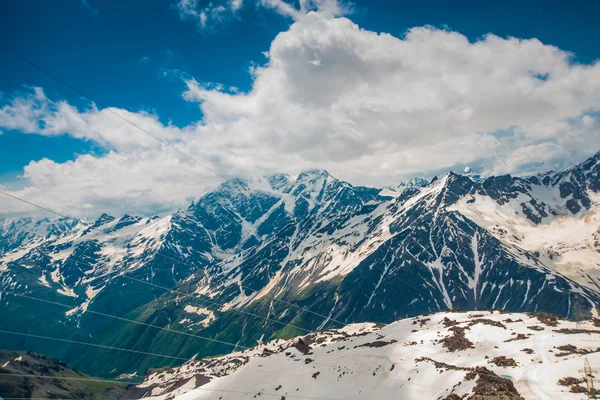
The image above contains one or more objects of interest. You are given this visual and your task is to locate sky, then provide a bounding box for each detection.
[0,0,599,219]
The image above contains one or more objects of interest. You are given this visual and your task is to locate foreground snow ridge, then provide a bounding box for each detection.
[128,310,600,400]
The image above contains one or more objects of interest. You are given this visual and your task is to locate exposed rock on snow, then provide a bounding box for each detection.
[128,311,600,400]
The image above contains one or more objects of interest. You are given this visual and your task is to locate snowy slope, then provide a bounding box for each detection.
[128,310,600,400]
[450,189,600,292]
[0,216,79,256]
[0,213,174,305]
[380,177,429,197]
[184,169,600,331]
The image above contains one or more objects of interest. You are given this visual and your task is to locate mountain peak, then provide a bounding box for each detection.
[297,168,332,180]
[84,213,116,232]
[433,171,476,207]
[395,177,429,189]
[95,213,115,224]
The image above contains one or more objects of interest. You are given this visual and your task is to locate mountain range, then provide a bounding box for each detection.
[1,151,600,378]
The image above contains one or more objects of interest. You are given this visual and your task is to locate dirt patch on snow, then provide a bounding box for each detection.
[439,326,474,352]
[527,312,561,326]
[488,356,518,367]
[465,367,524,400]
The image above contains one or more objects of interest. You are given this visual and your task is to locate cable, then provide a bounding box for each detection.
[0,289,443,392]
[1,290,250,350]
[0,44,228,181]
[0,40,503,397]
[1,181,456,391]
[153,250,348,327]
[122,275,312,334]
[0,190,70,219]
[0,190,346,333]
[1,294,424,393]
[0,329,189,361]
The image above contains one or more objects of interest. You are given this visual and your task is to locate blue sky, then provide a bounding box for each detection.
[0,0,599,217]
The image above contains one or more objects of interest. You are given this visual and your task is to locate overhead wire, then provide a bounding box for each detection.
[0,289,444,392]
[0,185,510,389]
[0,186,483,384]
[0,189,346,332]
[0,45,496,395]
[0,329,189,361]
[0,44,228,181]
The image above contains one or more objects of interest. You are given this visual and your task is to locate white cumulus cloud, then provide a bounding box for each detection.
[1,10,600,218]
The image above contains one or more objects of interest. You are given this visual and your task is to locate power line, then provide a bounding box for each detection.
[121,275,312,334]
[0,43,228,181]
[0,190,70,219]
[0,39,506,398]
[1,290,251,350]
[0,329,189,361]
[153,250,348,328]
[1,174,460,392]
[0,289,443,392]
[1,295,421,393]
[0,190,346,332]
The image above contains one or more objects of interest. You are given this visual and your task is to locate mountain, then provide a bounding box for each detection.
[0,349,125,399]
[379,176,429,197]
[1,153,600,379]
[126,310,600,400]
[0,217,79,256]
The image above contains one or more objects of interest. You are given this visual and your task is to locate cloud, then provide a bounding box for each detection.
[181,16,600,178]
[80,0,98,15]
[1,12,600,218]
[173,0,351,29]
[173,0,243,29]
[0,87,184,151]
[260,0,352,19]
[1,151,221,218]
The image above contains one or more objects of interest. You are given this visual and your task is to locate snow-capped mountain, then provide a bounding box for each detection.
[1,152,600,378]
[0,217,79,256]
[379,177,429,197]
[126,310,600,400]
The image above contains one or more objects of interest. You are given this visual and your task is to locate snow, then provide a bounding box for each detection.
[117,371,139,380]
[284,180,444,288]
[38,273,51,288]
[426,256,453,309]
[183,305,216,327]
[527,332,552,400]
[136,310,600,400]
[57,287,77,298]
[379,188,402,198]
[449,191,600,291]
